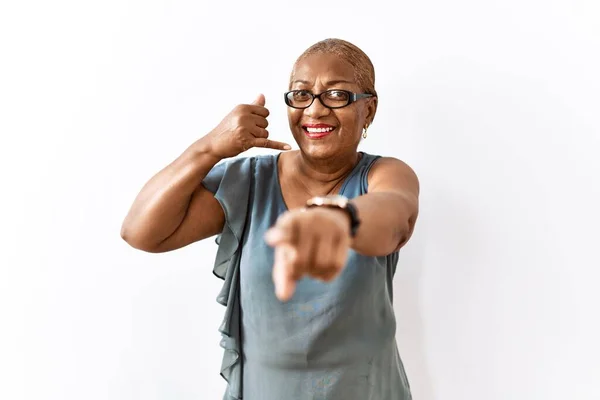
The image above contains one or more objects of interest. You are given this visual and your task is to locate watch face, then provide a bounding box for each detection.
[308,195,349,207]
[326,195,349,205]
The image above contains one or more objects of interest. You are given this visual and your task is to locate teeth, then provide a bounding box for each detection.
[306,127,334,133]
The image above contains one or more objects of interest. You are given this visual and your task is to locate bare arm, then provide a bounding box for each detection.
[120,94,291,253]
[265,156,419,300]
[350,157,420,256]
[120,139,225,253]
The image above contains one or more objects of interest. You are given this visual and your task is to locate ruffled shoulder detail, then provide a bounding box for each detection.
[210,156,255,399]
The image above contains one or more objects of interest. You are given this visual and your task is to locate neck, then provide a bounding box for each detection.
[292,149,361,195]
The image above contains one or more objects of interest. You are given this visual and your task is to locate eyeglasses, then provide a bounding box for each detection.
[284,89,375,109]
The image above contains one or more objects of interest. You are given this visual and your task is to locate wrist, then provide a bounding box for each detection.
[305,195,361,238]
[188,137,223,165]
[328,207,353,237]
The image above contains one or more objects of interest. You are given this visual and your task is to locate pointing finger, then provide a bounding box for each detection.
[254,138,292,151]
[273,245,297,301]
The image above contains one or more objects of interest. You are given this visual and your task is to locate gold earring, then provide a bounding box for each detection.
[362,125,369,139]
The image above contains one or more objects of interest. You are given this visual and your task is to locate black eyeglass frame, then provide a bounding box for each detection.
[284,89,375,109]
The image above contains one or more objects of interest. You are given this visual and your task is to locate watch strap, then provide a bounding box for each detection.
[306,196,361,237]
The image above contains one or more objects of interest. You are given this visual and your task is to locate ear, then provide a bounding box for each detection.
[364,96,378,126]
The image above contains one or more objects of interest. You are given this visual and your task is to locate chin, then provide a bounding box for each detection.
[298,142,341,160]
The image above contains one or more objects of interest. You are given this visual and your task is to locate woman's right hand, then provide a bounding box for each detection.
[204,94,291,159]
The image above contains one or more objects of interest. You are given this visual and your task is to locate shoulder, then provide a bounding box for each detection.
[253,152,279,166]
[367,155,420,195]
[203,155,260,193]
[369,156,418,177]
[224,153,281,185]
[215,153,277,171]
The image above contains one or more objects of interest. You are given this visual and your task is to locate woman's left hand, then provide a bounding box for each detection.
[264,207,352,301]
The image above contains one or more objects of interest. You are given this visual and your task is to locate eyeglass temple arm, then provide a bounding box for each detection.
[353,93,375,100]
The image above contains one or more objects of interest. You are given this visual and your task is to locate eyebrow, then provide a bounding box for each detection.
[292,79,355,86]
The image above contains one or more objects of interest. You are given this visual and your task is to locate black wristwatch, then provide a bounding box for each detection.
[306,195,361,237]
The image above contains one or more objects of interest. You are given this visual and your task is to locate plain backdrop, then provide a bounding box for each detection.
[1,0,599,399]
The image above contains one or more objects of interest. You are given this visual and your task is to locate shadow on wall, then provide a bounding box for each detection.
[393,226,436,400]
[393,170,489,400]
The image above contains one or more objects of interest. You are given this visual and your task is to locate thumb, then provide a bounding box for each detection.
[252,93,266,106]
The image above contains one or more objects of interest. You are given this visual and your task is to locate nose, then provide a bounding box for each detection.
[304,96,331,119]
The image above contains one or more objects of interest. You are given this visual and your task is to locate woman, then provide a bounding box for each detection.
[121,38,419,400]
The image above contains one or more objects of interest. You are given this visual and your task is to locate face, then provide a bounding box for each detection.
[287,53,376,160]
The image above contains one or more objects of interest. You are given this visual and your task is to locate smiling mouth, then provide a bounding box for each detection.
[304,126,334,133]
[302,125,336,138]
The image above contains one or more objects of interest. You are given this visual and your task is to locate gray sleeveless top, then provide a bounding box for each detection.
[202,152,412,400]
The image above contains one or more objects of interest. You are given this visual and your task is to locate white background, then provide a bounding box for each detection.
[1,0,599,399]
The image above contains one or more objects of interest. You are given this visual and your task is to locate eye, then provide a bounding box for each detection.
[292,90,312,101]
[325,90,349,101]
